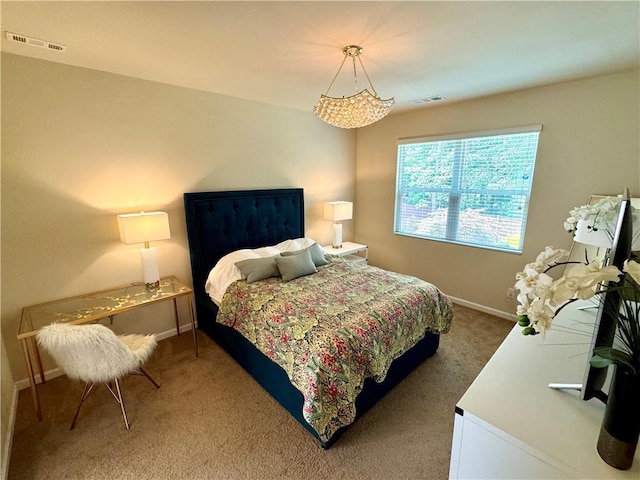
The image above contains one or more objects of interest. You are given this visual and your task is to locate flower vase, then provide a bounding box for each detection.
[596,367,640,470]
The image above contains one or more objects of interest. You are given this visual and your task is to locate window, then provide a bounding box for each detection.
[394,125,541,253]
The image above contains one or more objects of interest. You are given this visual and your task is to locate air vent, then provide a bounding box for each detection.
[5,31,66,52]
[409,95,446,105]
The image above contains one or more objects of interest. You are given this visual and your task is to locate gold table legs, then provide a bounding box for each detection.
[20,336,45,422]
[172,294,199,357]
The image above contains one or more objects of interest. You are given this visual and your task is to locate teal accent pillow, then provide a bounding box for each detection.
[275,249,318,281]
[235,256,280,283]
[280,242,328,267]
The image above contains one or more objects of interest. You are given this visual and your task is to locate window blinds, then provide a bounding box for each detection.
[394,125,541,253]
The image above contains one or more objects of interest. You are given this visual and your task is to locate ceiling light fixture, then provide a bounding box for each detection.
[314,45,395,129]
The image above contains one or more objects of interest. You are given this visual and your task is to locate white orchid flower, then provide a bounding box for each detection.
[550,276,594,305]
[532,273,554,297]
[564,219,577,233]
[515,267,554,300]
[548,262,621,306]
[583,262,622,283]
[524,262,545,274]
[535,247,569,267]
[566,197,621,235]
[527,297,555,336]
[515,273,535,296]
[516,291,530,307]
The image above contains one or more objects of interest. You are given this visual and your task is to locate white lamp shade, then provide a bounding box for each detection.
[324,201,353,222]
[117,211,171,245]
[574,219,612,248]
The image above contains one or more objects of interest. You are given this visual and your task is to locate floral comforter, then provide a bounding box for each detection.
[216,258,453,442]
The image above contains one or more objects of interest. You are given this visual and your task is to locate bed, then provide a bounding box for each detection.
[183,188,452,448]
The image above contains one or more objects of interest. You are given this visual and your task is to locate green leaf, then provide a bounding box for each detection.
[589,355,613,369]
[591,347,637,375]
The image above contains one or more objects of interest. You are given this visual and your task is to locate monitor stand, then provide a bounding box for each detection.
[548,383,608,403]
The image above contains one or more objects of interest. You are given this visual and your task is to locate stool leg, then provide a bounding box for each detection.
[70,383,95,430]
[138,367,160,389]
[113,379,130,430]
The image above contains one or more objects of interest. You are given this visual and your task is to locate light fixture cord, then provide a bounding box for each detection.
[356,54,379,97]
[323,46,380,98]
[324,54,349,96]
[352,55,358,94]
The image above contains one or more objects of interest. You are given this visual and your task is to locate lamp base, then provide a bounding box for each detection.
[140,247,161,288]
[332,222,343,248]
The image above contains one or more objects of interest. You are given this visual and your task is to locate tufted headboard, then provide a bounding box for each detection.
[183,188,305,300]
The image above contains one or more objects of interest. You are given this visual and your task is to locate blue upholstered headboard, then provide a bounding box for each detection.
[183,189,305,299]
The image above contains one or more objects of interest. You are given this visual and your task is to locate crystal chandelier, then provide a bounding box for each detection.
[314,45,395,129]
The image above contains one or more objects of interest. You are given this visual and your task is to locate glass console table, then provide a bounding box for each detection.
[18,275,198,421]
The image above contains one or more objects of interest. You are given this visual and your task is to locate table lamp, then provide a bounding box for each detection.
[117,211,171,289]
[324,201,353,248]
[574,196,640,250]
[574,219,612,249]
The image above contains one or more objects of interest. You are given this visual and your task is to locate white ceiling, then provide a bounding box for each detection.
[2,1,639,115]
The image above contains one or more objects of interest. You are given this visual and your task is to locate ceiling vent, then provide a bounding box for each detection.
[409,95,446,105]
[5,31,66,52]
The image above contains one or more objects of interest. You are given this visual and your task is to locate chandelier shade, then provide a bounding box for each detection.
[314,45,395,129]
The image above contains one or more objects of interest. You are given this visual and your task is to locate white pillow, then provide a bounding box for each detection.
[274,237,316,252]
[296,237,316,249]
[274,238,303,253]
[252,246,281,257]
[205,249,259,303]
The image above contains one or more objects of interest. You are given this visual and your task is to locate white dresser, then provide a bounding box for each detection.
[449,301,640,479]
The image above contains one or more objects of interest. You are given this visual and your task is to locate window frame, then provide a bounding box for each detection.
[394,125,542,253]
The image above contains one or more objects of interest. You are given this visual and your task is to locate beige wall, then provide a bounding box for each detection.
[1,53,356,381]
[355,70,640,317]
[0,51,14,474]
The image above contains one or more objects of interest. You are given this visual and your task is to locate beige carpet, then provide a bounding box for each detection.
[8,305,513,480]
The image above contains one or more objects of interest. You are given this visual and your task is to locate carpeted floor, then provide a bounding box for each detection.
[8,305,513,480]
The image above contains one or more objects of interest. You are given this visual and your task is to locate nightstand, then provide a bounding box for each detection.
[322,241,368,265]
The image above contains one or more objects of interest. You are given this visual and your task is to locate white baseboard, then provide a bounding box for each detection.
[14,323,194,391]
[447,295,516,322]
